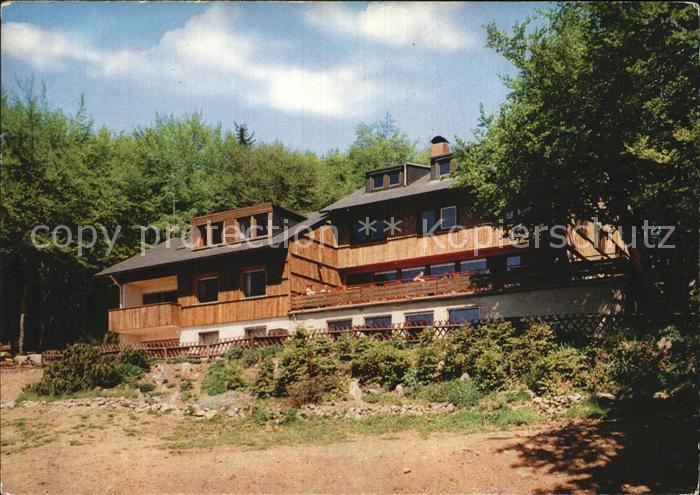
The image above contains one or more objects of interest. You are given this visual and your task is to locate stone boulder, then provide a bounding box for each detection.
[347,379,363,402]
[151,364,168,385]
[14,355,29,366]
[28,354,43,366]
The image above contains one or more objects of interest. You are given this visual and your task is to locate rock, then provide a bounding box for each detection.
[394,384,405,398]
[0,359,15,367]
[459,372,471,381]
[28,353,42,366]
[347,379,363,402]
[151,364,168,385]
[14,355,29,366]
[594,392,616,401]
[653,390,670,400]
[0,351,11,359]
[179,362,193,379]
[403,468,411,474]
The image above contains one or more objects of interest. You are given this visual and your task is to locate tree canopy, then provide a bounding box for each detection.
[455,2,699,312]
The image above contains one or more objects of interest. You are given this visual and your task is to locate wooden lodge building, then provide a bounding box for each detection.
[98,137,630,344]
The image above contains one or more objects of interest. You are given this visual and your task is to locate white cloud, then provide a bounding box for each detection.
[1,21,101,70]
[304,2,477,51]
[0,5,405,118]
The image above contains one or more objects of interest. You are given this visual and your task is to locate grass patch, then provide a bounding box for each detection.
[160,401,548,452]
[16,386,139,403]
[565,397,610,419]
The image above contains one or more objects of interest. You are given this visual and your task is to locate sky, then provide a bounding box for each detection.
[1,2,548,155]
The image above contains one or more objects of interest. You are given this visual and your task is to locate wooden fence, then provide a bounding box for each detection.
[41,313,696,363]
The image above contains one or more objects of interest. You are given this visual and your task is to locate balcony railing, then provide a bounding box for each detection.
[291,259,628,311]
[108,302,181,332]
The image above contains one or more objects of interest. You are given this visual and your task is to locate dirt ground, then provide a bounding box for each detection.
[0,367,43,402]
[0,369,696,494]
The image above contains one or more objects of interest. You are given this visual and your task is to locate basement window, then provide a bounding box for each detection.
[327,319,353,331]
[364,315,391,328]
[199,331,220,344]
[449,307,480,323]
[244,326,268,338]
[405,312,434,328]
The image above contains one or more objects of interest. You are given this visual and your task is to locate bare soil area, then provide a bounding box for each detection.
[1,369,695,494]
[0,368,43,402]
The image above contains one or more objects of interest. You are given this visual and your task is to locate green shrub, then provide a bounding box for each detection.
[30,343,138,396]
[527,345,588,396]
[274,330,345,398]
[351,338,411,388]
[415,329,462,383]
[252,356,276,398]
[201,359,246,395]
[119,348,151,371]
[412,380,482,408]
[135,382,155,393]
[286,378,326,407]
[179,379,192,392]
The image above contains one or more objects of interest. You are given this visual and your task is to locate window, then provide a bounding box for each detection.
[439,160,452,176]
[372,174,384,189]
[374,270,398,284]
[421,210,439,235]
[449,308,480,323]
[245,326,267,338]
[388,171,400,186]
[460,258,487,274]
[365,315,391,327]
[244,269,267,297]
[440,206,457,229]
[142,290,177,305]
[430,262,455,277]
[353,218,387,243]
[327,319,353,331]
[197,277,218,303]
[346,272,371,286]
[199,331,219,344]
[405,312,434,327]
[209,221,223,245]
[238,217,251,240]
[401,266,425,282]
[506,255,522,271]
[254,214,269,238]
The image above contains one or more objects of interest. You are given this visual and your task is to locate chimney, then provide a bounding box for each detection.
[430,135,450,157]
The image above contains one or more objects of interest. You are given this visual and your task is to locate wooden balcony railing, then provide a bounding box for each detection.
[108,302,181,332]
[291,259,629,311]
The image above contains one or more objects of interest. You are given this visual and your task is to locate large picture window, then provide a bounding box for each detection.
[142,291,177,305]
[353,218,387,243]
[460,258,487,274]
[244,269,267,297]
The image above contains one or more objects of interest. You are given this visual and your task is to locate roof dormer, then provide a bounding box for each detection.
[364,163,430,193]
[429,136,455,180]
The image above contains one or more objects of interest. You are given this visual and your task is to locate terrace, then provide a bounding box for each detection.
[290,258,628,311]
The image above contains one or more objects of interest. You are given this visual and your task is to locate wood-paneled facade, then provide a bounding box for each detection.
[104,152,630,343]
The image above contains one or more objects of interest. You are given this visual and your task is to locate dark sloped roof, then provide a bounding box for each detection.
[98,211,327,277]
[322,173,459,212]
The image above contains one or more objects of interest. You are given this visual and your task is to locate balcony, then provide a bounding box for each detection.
[108,302,182,333]
[290,259,628,311]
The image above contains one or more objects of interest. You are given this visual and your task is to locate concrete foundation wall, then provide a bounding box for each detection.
[176,279,624,342]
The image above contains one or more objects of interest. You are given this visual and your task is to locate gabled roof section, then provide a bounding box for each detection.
[97,211,327,277]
